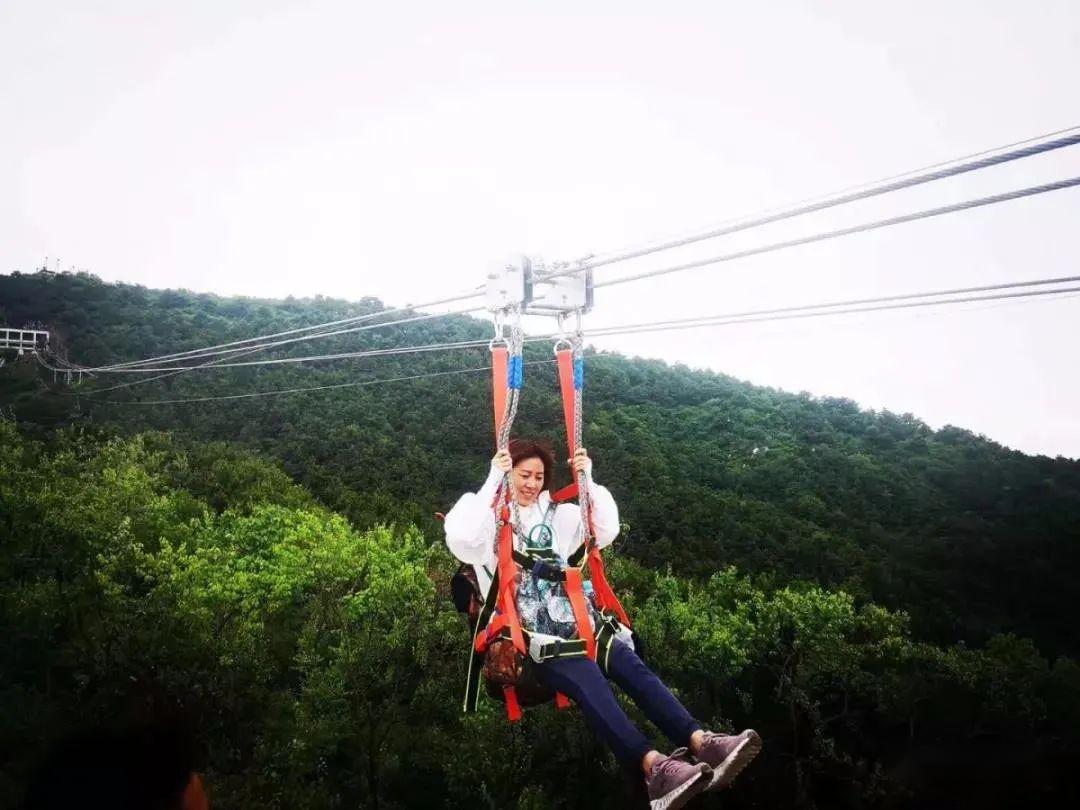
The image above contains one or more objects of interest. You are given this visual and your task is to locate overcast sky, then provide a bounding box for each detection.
[3,1,1079,458]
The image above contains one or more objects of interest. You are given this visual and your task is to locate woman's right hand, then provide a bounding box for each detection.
[492,450,512,474]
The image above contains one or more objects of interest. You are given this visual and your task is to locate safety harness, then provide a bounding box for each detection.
[462,319,632,721]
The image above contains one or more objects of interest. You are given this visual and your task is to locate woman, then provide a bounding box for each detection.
[445,439,761,809]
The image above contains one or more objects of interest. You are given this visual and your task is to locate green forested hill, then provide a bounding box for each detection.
[4,270,1079,656]
[2,269,1080,808]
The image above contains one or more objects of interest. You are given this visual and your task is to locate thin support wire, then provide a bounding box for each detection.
[594,176,1080,290]
[542,128,1080,280]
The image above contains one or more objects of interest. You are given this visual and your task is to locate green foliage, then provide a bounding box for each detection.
[0,426,467,808]
[3,271,1080,807]
[4,270,1079,658]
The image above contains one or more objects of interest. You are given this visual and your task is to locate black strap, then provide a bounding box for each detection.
[463,565,501,713]
[567,543,587,568]
[512,549,566,581]
[593,614,623,676]
[532,635,588,662]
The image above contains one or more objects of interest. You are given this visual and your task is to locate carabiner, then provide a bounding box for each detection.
[552,311,574,354]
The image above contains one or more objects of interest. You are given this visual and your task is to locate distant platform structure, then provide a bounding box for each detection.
[0,328,49,355]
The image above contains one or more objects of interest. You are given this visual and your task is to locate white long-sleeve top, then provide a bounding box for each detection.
[444,464,620,598]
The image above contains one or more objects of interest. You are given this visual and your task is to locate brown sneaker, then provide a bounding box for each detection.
[695,729,762,790]
[645,747,712,810]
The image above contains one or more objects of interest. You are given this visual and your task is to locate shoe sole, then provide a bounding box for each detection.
[649,767,711,810]
[707,730,762,791]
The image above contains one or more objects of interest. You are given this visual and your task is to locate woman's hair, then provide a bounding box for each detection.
[508,438,555,492]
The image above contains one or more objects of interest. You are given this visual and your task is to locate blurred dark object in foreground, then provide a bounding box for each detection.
[24,716,207,810]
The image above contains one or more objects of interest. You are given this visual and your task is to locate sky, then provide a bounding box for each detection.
[2,0,1079,458]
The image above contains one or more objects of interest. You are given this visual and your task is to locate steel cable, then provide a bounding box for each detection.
[593,176,1080,290]
[542,129,1080,280]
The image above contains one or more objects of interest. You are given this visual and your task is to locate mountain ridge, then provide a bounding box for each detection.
[3,268,1079,659]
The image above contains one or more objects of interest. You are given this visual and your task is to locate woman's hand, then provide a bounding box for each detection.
[571,447,592,475]
[492,450,512,474]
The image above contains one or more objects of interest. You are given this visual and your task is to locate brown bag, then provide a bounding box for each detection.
[481,638,553,706]
[481,637,524,684]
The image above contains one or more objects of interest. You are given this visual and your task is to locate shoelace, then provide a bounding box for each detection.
[699,733,732,755]
[651,747,692,779]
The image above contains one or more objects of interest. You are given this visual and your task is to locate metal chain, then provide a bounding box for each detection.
[493,310,524,553]
[571,331,594,557]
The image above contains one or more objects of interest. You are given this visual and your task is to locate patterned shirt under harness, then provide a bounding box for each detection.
[510,500,601,640]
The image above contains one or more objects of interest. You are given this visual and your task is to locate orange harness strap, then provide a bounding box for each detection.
[491,345,508,435]
[496,504,527,656]
[492,343,527,720]
[551,482,579,504]
[586,546,631,627]
[564,568,597,660]
[475,613,508,653]
[502,684,522,721]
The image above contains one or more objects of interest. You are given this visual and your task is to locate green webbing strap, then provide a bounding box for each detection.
[594,614,623,676]
[463,566,501,713]
[515,500,560,551]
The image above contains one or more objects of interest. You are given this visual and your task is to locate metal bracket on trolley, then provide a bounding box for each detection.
[485,256,593,318]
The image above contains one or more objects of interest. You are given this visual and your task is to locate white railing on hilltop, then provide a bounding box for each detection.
[0,328,49,354]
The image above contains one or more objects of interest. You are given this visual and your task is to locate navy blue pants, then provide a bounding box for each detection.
[533,640,702,764]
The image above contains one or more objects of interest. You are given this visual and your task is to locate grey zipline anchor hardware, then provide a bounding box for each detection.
[485,257,593,317]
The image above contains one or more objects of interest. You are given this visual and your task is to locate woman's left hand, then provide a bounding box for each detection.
[572,447,592,475]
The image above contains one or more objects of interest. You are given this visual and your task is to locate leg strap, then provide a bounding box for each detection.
[563,568,597,660]
[503,685,522,722]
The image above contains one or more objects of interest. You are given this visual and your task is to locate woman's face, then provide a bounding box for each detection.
[512,456,545,506]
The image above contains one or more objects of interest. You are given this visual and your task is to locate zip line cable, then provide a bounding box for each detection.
[26,133,1080,383]
[585,285,1080,339]
[83,359,560,406]
[35,345,275,393]
[59,281,1080,406]
[578,124,1080,269]
[55,337,496,374]
[86,289,484,371]
[83,342,279,393]
[34,354,86,375]
[593,175,1080,290]
[63,127,1080,374]
[541,128,1080,280]
[73,307,483,393]
[43,268,1080,379]
[45,174,1080,378]
[590,274,1080,331]
[94,306,484,371]
[88,365,508,405]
